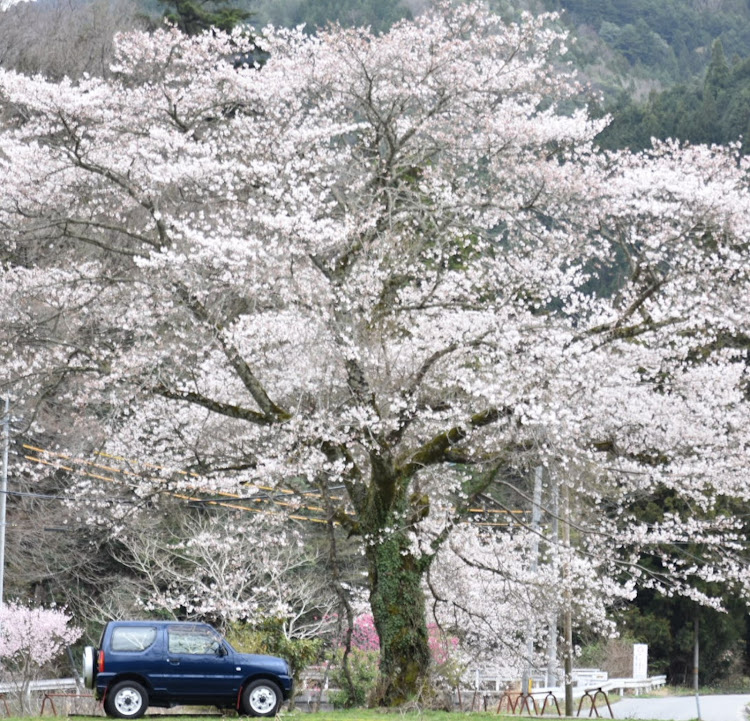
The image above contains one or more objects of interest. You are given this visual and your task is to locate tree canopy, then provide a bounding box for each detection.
[157,0,252,35]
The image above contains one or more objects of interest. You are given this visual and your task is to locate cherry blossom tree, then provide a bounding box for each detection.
[0,603,81,710]
[111,506,339,637]
[0,0,749,703]
[428,519,631,683]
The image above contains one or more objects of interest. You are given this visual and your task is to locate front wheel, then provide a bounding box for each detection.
[241,679,282,717]
[104,681,149,719]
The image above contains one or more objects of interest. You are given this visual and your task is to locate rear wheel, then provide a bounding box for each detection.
[241,679,282,717]
[104,681,148,719]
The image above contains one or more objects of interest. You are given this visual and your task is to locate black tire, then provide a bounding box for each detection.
[241,679,282,717]
[82,646,97,690]
[104,681,149,719]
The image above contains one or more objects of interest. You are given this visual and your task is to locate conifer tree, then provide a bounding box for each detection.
[159,0,251,35]
[704,38,730,98]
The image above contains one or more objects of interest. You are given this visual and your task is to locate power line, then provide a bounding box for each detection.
[20,443,524,515]
[22,444,314,502]
[0,488,105,502]
[30,454,329,518]
[13,442,527,529]
[19,448,331,524]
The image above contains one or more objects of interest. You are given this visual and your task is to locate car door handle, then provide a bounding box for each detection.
[167,658,180,665]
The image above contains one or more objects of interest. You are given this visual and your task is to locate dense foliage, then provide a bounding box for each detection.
[598,39,750,153]
[157,0,253,35]
[254,0,412,34]
[620,594,749,685]
[544,0,750,83]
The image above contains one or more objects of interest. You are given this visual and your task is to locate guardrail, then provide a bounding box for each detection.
[571,668,609,685]
[0,679,90,717]
[0,678,80,695]
[607,674,667,696]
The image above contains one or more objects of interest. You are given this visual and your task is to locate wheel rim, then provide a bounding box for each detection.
[114,687,143,717]
[249,685,277,715]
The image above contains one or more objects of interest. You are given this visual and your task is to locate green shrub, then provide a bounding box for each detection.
[226,618,323,687]
[328,648,380,708]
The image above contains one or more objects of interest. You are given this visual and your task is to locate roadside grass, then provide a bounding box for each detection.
[10,685,747,721]
[13,689,742,721]
[0,710,672,721]
[628,683,740,697]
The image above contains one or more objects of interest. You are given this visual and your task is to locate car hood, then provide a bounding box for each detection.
[235,652,290,675]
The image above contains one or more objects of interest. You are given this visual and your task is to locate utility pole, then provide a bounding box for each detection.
[562,485,573,716]
[0,395,9,606]
[522,466,543,696]
[694,614,702,721]
[545,478,559,687]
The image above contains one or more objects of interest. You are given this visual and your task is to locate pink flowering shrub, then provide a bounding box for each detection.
[0,601,81,708]
[428,624,460,666]
[350,614,458,665]
[350,614,380,652]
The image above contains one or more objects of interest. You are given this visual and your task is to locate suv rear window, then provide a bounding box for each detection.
[111,626,158,652]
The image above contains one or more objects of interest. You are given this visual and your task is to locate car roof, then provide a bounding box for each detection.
[106,620,214,627]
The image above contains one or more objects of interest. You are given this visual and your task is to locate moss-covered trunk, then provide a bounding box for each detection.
[366,528,431,705]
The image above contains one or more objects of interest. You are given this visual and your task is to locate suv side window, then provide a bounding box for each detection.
[168,625,222,655]
[111,626,158,652]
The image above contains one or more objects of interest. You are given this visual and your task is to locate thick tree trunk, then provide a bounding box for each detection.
[366,531,431,706]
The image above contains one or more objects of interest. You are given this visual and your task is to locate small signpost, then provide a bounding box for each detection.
[633,644,648,680]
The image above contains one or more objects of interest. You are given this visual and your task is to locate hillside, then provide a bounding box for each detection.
[6,0,750,96]
[596,38,750,151]
[250,0,750,96]
[545,0,750,88]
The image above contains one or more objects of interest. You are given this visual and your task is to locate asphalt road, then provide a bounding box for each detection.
[612,694,750,720]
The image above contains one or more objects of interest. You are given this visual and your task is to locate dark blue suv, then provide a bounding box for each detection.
[82,621,293,719]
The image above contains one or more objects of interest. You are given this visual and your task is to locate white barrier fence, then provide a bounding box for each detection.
[295,667,668,712]
[0,678,80,694]
[453,667,666,695]
[0,678,97,716]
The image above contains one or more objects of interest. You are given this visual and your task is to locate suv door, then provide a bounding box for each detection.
[160,624,240,703]
[104,625,164,689]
